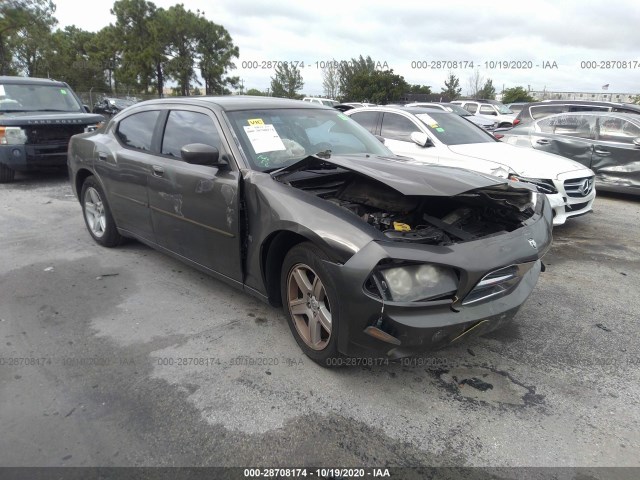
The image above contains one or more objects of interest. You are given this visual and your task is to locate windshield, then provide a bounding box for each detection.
[445,104,473,116]
[226,108,393,171]
[321,99,338,107]
[0,82,83,112]
[415,112,497,145]
[496,104,514,114]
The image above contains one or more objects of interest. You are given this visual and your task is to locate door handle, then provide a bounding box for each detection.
[536,139,550,145]
[152,165,165,177]
[98,152,108,160]
[594,148,610,155]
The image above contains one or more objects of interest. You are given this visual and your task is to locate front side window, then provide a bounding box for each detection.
[598,117,640,143]
[226,108,392,171]
[116,111,161,151]
[479,105,497,116]
[161,110,222,157]
[380,113,420,141]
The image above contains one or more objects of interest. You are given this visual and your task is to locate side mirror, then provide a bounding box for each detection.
[374,135,386,144]
[633,137,640,147]
[484,111,498,116]
[83,105,90,113]
[181,143,227,167]
[410,131,433,147]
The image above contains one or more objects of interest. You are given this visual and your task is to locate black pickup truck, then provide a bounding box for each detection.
[0,76,104,183]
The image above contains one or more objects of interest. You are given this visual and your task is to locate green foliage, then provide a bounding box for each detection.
[502,86,536,103]
[270,62,303,99]
[477,79,496,99]
[343,69,408,105]
[441,73,462,100]
[245,88,266,96]
[0,0,56,75]
[632,95,640,105]
[337,55,376,100]
[408,84,431,94]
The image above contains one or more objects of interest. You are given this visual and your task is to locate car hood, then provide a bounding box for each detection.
[0,111,104,126]
[446,142,592,177]
[273,153,509,196]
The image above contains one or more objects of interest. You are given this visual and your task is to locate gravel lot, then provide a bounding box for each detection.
[1,171,639,473]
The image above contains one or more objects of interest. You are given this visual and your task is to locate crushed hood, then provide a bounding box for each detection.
[273,153,510,196]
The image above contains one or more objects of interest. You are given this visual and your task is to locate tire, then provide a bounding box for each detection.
[0,163,16,183]
[280,242,343,367]
[80,176,123,247]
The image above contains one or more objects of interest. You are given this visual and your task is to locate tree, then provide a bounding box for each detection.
[441,72,462,100]
[0,0,56,74]
[245,88,266,96]
[477,79,496,99]
[196,16,239,95]
[338,55,376,100]
[467,69,484,98]
[343,69,408,105]
[270,62,303,99]
[321,59,340,99]
[111,0,165,95]
[502,86,536,103]
[632,95,640,105]
[408,84,432,94]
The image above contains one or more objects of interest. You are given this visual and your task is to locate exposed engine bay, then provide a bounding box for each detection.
[275,162,536,246]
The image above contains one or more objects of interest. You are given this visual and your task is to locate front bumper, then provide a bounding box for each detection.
[0,143,68,171]
[548,172,596,226]
[324,198,553,358]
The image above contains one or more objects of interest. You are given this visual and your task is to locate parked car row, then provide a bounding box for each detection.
[345,105,595,225]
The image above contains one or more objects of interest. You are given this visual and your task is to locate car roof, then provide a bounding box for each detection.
[529,99,640,110]
[136,96,328,112]
[349,105,449,115]
[0,75,68,87]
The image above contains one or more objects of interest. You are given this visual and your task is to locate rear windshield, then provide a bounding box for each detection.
[0,82,83,112]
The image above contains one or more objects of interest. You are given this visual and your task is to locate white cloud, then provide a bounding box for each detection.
[53,0,640,96]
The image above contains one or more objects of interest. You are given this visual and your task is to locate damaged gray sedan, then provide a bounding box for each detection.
[68,97,553,365]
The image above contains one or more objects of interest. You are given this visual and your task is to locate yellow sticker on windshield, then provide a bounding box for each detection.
[248,118,264,125]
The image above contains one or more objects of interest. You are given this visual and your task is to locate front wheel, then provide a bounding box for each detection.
[80,176,123,247]
[280,242,342,366]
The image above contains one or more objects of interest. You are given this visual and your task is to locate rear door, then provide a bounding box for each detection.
[96,109,162,242]
[592,115,640,187]
[530,114,597,168]
[147,107,242,282]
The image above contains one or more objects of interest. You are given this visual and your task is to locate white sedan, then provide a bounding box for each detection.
[346,106,595,226]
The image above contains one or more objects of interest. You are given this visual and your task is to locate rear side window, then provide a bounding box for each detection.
[380,113,419,141]
[161,110,221,157]
[530,105,565,120]
[569,105,609,113]
[116,111,160,151]
[537,114,597,139]
[463,103,478,114]
[349,111,379,133]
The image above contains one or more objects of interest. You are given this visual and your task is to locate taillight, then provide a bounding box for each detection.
[494,133,504,139]
[513,119,520,126]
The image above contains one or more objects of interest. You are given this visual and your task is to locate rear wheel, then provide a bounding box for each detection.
[80,176,123,247]
[0,164,16,183]
[281,242,342,366]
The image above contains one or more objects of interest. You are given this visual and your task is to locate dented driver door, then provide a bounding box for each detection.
[146,108,242,283]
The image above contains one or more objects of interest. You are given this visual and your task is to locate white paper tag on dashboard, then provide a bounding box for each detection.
[243,124,286,154]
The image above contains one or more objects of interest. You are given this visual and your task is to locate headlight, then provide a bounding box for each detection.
[378,264,458,302]
[84,122,104,133]
[0,126,27,145]
[508,175,558,194]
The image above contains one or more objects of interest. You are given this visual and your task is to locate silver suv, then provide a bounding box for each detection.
[451,99,516,127]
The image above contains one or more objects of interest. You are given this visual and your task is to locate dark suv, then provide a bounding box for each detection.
[0,76,104,182]
[514,100,640,127]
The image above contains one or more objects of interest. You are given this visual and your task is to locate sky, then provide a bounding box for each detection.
[52,0,640,96]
